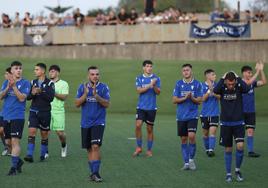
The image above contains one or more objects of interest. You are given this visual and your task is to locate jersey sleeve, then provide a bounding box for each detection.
[252,80,258,88]
[213,79,224,94]
[1,80,8,92]
[20,80,31,96]
[237,77,251,93]
[76,84,84,99]
[61,82,69,95]
[196,82,203,97]
[201,83,207,96]
[173,82,181,97]
[156,77,161,88]
[101,85,110,101]
[136,76,142,88]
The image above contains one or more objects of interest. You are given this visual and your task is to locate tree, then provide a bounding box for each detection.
[117,0,229,13]
[249,0,268,11]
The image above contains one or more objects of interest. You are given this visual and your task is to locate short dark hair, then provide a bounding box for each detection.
[143,60,153,67]
[49,65,60,72]
[225,72,236,81]
[241,65,252,73]
[36,63,47,71]
[11,61,22,67]
[6,67,11,74]
[204,69,215,75]
[88,66,98,71]
[182,63,192,69]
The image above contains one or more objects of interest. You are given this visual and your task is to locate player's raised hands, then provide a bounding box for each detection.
[83,83,89,95]
[91,81,97,96]
[222,72,228,79]
[259,61,264,71]
[150,78,157,87]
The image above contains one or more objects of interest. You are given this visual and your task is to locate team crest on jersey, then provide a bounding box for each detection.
[181,85,184,88]
[191,85,194,90]
[18,85,21,89]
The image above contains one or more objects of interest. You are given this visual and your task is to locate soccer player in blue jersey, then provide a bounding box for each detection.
[172,64,202,170]
[133,60,161,157]
[75,66,110,182]
[214,71,250,182]
[0,67,12,156]
[241,62,266,158]
[24,63,55,163]
[200,69,220,157]
[0,61,31,175]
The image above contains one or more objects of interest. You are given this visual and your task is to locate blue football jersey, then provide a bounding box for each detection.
[136,74,161,110]
[76,82,110,128]
[173,79,202,121]
[200,82,220,117]
[1,79,31,120]
[242,81,257,113]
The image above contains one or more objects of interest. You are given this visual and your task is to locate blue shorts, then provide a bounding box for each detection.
[81,126,105,149]
[136,109,157,126]
[200,116,219,130]
[28,111,51,131]
[3,119,25,139]
[177,119,198,137]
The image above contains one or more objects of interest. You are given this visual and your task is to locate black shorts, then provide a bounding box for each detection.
[177,119,198,137]
[219,125,245,147]
[28,111,51,131]
[244,113,256,129]
[0,116,4,127]
[3,119,24,139]
[200,116,219,130]
[136,109,157,126]
[81,126,105,149]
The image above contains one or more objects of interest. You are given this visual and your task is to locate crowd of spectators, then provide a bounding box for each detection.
[210,8,267,23]
[1,7,267,29]
[0,8,85,28]
[93,7,199,25]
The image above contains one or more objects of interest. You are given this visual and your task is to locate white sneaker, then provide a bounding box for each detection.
[189,159,196,170]
[44,153,49,159]
[181,163,190,170]
[2,148,9,156]
[61,145,67,157]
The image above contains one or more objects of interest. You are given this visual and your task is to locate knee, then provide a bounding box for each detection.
[147,126,153,134]
[91,144,100,152]
[188,134,196,143]
[237,143,244,151]
[181,137,188,144]
[247,129,254,136]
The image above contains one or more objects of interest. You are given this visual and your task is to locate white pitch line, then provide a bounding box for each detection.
[127,137,136,140]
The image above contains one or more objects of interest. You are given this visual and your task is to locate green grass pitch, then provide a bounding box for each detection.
[0,58,267,187]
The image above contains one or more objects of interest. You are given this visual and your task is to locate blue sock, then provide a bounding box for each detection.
[147,140,153,151]
[189,144,196,159]
[27,136,35,156]
[27,143,35,156]
[11,156,19,168]
[224,151,232,174]
[203,137,209,151]
[88,161,93,173]
[209,136,216,150]
[91,160,101,174]
[247,136,254,152]
[136,139,142,148]
[236,149,244,169]
[40,139,48,157]
[181,144,189,163]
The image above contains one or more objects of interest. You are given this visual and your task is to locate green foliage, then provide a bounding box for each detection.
[117,0,229,13]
